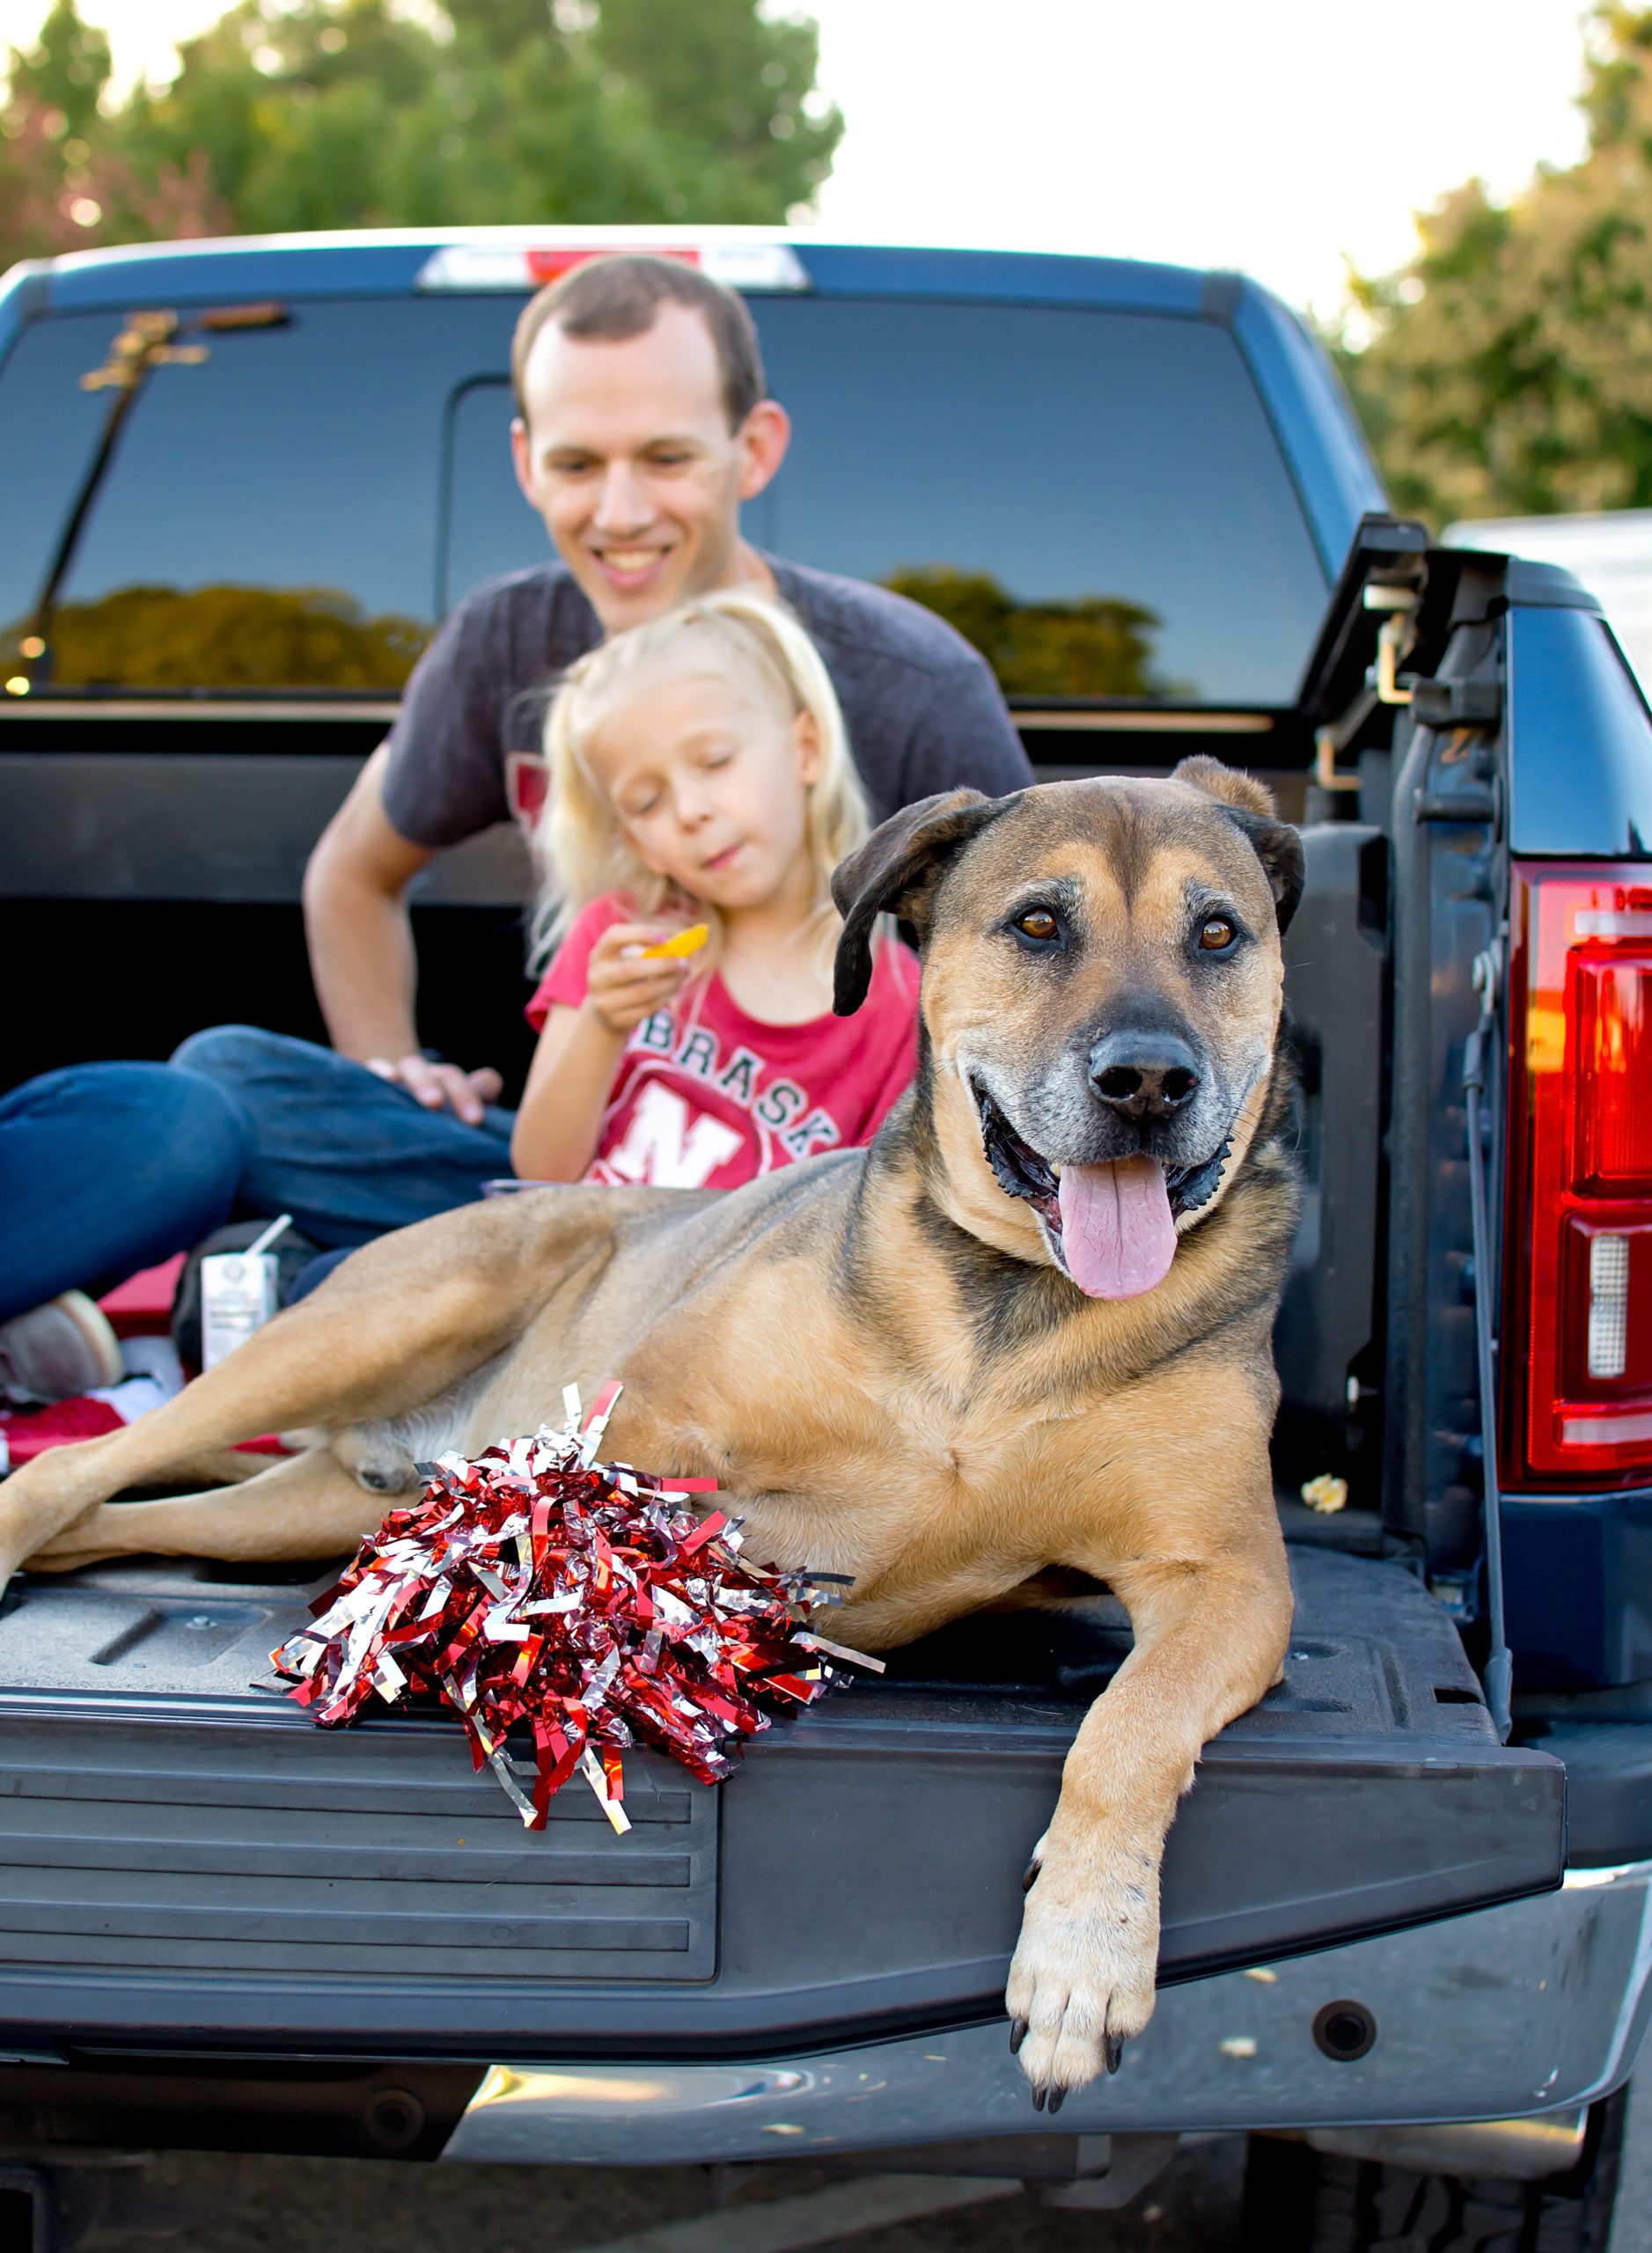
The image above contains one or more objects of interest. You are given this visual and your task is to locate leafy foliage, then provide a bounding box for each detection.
[7,583,429,688]
[1340,5,1652,526]
[0,1,227,258]
[1,0,841,270]
[885,566,1171,699]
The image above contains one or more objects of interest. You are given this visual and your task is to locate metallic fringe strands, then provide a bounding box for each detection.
[271,1382,880,1833]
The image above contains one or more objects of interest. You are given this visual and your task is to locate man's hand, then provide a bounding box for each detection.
[583,921,693,1037]
[364,1055,505,1126]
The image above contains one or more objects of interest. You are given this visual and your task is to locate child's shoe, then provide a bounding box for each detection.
[0,1291,124,1405]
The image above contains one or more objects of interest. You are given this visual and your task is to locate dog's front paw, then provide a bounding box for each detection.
[0,1448,106,1591]
[1005,1838,1159,2109]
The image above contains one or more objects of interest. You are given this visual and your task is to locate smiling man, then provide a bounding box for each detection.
[166,256,1032,1252]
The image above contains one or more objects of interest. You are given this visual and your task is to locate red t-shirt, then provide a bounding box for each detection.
[524,896,921,1191]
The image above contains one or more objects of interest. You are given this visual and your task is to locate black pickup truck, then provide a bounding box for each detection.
[1,230,1650,2253]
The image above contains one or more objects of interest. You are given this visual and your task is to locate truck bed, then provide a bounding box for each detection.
[0,1544,1560,2060]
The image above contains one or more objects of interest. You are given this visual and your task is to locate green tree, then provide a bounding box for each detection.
[589,0,838,218]
[1,0,841,271]
[1340,5,1652,526]
[1,4,224,266]
[5,0,109,138]
[21,583,429,690]
[885,567,1171,700]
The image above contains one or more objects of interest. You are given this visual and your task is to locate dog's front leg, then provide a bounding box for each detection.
[1005,1537,1291,2107]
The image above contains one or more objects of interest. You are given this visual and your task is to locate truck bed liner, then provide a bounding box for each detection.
[0,1546,1560,2059]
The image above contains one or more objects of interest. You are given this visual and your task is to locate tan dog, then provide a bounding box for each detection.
[0,757,1304,2105]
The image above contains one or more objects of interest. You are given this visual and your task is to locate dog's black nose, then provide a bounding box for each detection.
[1089,1031,1200,1119]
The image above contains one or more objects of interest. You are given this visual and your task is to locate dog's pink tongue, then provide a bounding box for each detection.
[1057,1157,1178,1299]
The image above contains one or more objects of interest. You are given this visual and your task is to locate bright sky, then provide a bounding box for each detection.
[19,0,1597,323]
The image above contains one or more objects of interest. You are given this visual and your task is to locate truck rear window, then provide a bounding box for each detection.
[0,291,1326,708]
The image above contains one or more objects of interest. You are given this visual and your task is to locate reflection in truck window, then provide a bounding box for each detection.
[4,292,1326,706]
[442,299,1329,708]
[0,297,519,694]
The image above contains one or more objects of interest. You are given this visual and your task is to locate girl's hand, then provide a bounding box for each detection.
[583,921,694,1035]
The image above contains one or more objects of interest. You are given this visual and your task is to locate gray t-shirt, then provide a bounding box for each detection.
[380,555,1033,848]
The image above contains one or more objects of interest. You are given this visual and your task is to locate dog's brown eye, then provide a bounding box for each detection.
[1016,908,1060,943]
[1199,917,1236,951]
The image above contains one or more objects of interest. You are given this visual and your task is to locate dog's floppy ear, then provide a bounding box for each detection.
[1171,755,1304,935]
[832,789,1007,1015]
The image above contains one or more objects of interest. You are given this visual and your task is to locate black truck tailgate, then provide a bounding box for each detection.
[0,1546,1561,2057]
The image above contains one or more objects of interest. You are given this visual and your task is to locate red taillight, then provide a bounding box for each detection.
[1507,865,1652,1485]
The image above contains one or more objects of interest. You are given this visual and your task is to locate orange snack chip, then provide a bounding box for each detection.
[642,922,710,960]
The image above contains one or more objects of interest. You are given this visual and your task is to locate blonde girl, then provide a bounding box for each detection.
[511,591,921,1191]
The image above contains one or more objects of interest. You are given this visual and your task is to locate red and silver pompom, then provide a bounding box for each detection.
[271,1382,877,1831]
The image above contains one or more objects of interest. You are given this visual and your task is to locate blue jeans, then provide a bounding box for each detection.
[0,1062,246,1324]
[170,1026,515,1251]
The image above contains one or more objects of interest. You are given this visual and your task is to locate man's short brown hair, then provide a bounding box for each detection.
[511,254,767,432]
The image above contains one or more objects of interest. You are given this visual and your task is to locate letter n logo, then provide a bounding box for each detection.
[604,1082,743,1189]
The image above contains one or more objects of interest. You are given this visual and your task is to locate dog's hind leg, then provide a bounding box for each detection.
[21,1446,376,1574]
[140,1445,290,1492]
[0,1192,613,1589]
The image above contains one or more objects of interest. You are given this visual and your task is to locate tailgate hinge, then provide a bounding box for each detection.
[1406,676,1502,728]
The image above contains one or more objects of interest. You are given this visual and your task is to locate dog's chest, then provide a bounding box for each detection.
[674,1376,1059,1584]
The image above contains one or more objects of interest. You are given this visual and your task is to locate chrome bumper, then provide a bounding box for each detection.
[442,1862,1652,2163]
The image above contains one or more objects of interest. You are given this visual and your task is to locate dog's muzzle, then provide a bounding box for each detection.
[973,1086,1232,1303]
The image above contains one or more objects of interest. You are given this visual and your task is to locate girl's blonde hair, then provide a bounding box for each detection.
[531,588,870,968]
